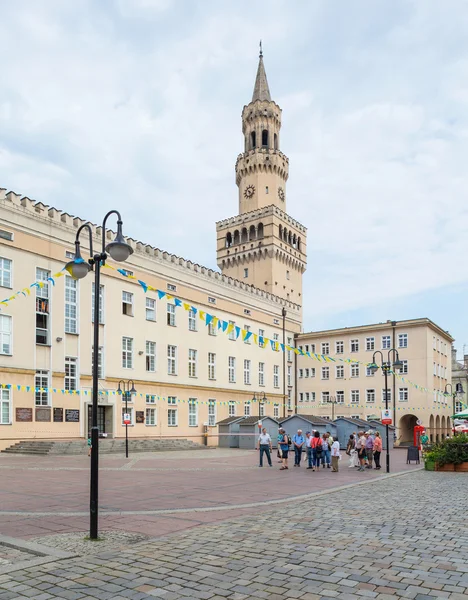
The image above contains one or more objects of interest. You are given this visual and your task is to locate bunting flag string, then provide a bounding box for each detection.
[0,262,459,403]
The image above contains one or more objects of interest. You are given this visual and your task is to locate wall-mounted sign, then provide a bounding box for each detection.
[53,408,64,422]
[36,407,51,422]
[16,408,33,422]
[136,411,145,424]
[65,409,80,423]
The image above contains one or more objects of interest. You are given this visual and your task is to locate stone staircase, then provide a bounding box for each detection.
[2,438,210,456]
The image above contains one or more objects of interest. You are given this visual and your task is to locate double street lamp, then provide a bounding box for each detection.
[66,211,133,540]
[445,383,465,430]
[368,349,404,474]
[326,395,338,421]
[118,380,137,458]
[252,391,267,422]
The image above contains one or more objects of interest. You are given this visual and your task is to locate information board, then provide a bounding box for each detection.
[53,408,64,422]
[65,409,80,423]
[16,408,33,422]
[136,411,145,424]
[36,407,51,422]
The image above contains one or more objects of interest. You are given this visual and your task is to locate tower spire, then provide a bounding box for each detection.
[252,42,271,102]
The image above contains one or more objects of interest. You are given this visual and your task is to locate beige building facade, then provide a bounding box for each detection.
[295,319,454,444]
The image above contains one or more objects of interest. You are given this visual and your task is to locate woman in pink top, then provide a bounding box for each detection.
[373,432,383,470]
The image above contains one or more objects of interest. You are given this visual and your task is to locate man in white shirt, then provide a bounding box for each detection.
[331,438,340,472]
[256,428,273,467]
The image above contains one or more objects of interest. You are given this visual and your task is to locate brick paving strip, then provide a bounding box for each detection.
[1,470,468,599]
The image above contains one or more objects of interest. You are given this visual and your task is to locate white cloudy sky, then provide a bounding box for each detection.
[1,0,468,353]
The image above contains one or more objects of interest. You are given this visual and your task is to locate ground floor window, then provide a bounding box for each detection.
[208,401,216,426]
[168,408,178,426]
[0,389,11,424]
[121,406,134,425]
[145,408,156,426]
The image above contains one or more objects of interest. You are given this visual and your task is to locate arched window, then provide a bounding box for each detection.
[241,227,248,243]
[249,225,256,241]
[279,225,283,239]
[233,230,240,245]
[274,133,278,150]
[288,231,292,245]
[283,228,288,242]
[226,232,232,248]
[257,223,264,239]
[262,129,268,148]
[292,234,297,248]
[250,131,256,150]
[297,236,301,251]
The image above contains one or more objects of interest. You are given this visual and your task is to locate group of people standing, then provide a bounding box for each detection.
[346,431,383,471]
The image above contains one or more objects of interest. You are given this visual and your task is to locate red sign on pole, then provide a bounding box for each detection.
[381,409,392,425]
[123,413,131,425]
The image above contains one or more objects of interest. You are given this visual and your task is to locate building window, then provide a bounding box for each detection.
[228,321,236,341]
[455,400,463,413]
[244,309,251,316]
[382,335,391,350]
[321,367,330,380]
[146,394,156,404]
[208,321,217,336]
[304,368,309,378]
[305,392,310,402]
[92,346,104,379]
[259,403,265,417]
[208,296,216,304]
[287,338,292,361]
[351,390,360,404]
[366,389,375,403]
[188,401,198,427]
[168,408,178,426]
[433,336,436,350]
[122,407,134,425]
[322,391,330,404]
[36,268,50,345]
[208,353,216,380]
[243,325,251,344]
[244,268,249,278]
[167,396,177,405]
[335,341,344,354]
[167,303,176,326]
[287,365,292,386]
[335,365,344,379]
[351,414,360,420]
[273,365,279,388]
[366,366,374,377]
[65,276,78,334]
[399,387,409,402]
[35,370,49,406]
[146,341,156,372]
[228,401,236,417]
[145,408,156,426]
[310,368,316,378]
[400,360,408,374]
[366,337,375,351]
[244,402,251,416]
[0,230,13,242]
[273,404,279,418]
[0,257,12,288]
[167,283,177,292]
[305,345,309,353]
[0,388,11,424]
[398,333,408,348]
[321,342,330,355]
[310,392,316,402]
[350,339,359,353]
[336,391,344,404]
[299,393,304,403]
[224,357,235,386]
[120,337,132,368]
[0,315,12,355]
[258,362,265,386]
[167,345,177,375]
[188,349,197,377]
[91,283,104,324]
[146,298,156,321]
[208,401,216,426]
[286,270,290,280]
[299,369,303,378]
[244,359,251,385]
[351,363,360,378]
[188,309,197,331]
[382,389,392,403]
[122,291,133,316]
[65,357,77,391]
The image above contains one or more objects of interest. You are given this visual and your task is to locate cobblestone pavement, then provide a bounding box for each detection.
[0,545,33,566]
[1,470,467,599]
[30,531,150,557]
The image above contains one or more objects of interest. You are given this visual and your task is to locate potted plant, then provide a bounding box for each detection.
[425,434,468,472]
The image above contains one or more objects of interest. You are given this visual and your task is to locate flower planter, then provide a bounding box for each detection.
[435,463,455,472]
[455,462,468,472]
[424,460,435,471]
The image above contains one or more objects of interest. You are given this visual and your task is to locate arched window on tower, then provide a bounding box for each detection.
[226,232,232,248]
[288,231,292,245]
[257,223,264,239]
[274,133,278,150]
[262,130,268,148]
[292,234,297,248]
[233,230,240,245]
[250,131,256,150]
[283,228,288,242]
[279,225,283,239]
[249,225,256,241]
[241,227,248,243]
[297,237,301,251]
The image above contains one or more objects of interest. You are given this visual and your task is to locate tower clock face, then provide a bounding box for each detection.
[278,187,285,201]
[244,184,255,199]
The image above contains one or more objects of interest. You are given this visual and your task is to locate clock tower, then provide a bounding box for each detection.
[216,47,307,305]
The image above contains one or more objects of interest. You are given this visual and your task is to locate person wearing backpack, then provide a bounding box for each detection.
[320,433,331,469]
[311,430,322,471]
[278,428,290,470]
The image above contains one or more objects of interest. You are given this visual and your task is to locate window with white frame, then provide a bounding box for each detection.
[228,356,236,383]
[305,345,309,353]
[305,392,310,402]
[433,336,436,350]
[305,368,310,378]
[321,366,329,380]
[65,276,78,334]
[208,401,216,426]
[288,365,292,386]
[298,346,303,353]
[336,390,344,404]
[188,309,197,331]
[208,296,216,305]
[399,387,409,402]
[366,366,375,377]
[244,325,251,344]
[35,370,49,406]
[382,389,392,403]
[366,337,375,351]
[299,392,304,402]
[287,338,292,361]
[167,345,177,375]
[244,401,251,416]
[433,362,437,376]
[273,404,279,418]
[322,391,330,404]
[92,346,104,379]
[65,357,77,391]
[299,368,303,378]
[122,337,133,368]
[0,258,12,288]
[273,365,279,388]
[167,303,176,326]
[167,396,177,405]
[168,407,178,426]
[310,368,316,378]
[188,349,197,378]
[382,335,391,349]
[351,390,360,404]
[259,402,265,417]
[273,333,279,352]
[36,268,50,345]
[167,283,177,292]
[228,321,236,341]
[455,400,463,413]
[351,363,360,377]
[228,401,236,417]
[335,365,344,379]
[321,342,330,355]
[351,414,360,420]
[244,268,248,278]
[91,283,104,324]
[122,291,133,316]
[208,352,216,380]
[0,315,12,355]
[188,401,198,426]
[0,388,11,424]
[311,392,316,401]
[335,341,344,354]
[258,328,265,348]
[258,362,265,386]
[244,359,251,385]
[287,388,292,410]
[146,394,156,404]
[366,389,375,403]
[350,339,359,352]
[208,320,217,336]
[400,360,408,374]
[146,298,156,321]
[146,341,156,372]
[398,333,408,348]
[310,344,316,353]
[145,407,156,425]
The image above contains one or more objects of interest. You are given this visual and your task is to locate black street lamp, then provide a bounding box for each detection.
[66,211,133,540]
[118,379,137,458]
[445,383,465,428]
[326,395,338,421]
[368,349,404,474]
[253,391,267,422]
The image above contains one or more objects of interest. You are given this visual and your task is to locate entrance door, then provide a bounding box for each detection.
[88,405,106,436]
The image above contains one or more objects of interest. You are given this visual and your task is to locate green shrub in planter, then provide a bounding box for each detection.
[425,433,468,466]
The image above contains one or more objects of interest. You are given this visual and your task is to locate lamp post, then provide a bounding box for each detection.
[326,395,338,421]
[253,391,267,423]
[65,211,133,540]
[118,380,137,458]
[445,383,464,433]
[368,349,404,474]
